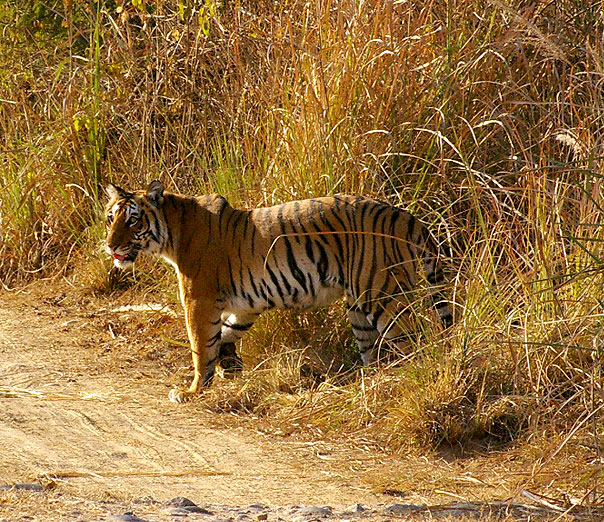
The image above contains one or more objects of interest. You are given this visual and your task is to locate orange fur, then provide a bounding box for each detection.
[105,181,452,403]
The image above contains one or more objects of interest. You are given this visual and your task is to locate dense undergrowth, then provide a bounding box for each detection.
[0,0,603,497]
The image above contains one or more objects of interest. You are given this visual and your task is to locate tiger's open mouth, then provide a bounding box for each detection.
[110,250,137,268]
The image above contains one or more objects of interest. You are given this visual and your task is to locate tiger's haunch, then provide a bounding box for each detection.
[105,180,452,403]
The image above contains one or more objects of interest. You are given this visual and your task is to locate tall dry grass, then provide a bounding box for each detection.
[0,1,603,494]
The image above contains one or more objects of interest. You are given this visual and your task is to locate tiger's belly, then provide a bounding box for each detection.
[291,283,344,309]
[226,282,344,314]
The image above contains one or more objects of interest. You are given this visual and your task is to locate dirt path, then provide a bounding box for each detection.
[0,289,400,521]
[2,288,583,522]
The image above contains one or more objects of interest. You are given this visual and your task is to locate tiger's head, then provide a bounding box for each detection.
[105,180,167,269]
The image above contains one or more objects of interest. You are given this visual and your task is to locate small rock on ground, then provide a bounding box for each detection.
[108,513,149,522]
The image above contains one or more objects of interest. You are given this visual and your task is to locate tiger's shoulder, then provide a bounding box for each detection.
[161,191,232,215]
[195,193,230,212]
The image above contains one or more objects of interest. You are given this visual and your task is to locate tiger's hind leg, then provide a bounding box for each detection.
[347,306,381,365]
[218,313,258,376]
[348,297,414,366]
[366,298,415,363]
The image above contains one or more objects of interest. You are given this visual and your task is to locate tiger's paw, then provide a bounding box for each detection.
[218,343,243,378]
[168,388,195,403]
[219,356,243,379]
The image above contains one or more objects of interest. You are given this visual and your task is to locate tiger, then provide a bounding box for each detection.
[105,180,452,403]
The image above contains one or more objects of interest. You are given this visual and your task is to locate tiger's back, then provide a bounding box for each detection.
[222,196,442,311]
[105,182,452,403]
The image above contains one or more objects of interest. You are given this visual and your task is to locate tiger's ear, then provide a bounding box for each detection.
[147,180,164,207]
[106,183,125,200]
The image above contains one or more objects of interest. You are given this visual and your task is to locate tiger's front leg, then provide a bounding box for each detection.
[168,294,223,404]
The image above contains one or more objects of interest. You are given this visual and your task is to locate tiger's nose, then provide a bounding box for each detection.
[105,237,121,254]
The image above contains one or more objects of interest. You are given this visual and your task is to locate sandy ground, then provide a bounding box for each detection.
[0,287,406,520]
[0,286,595,522]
